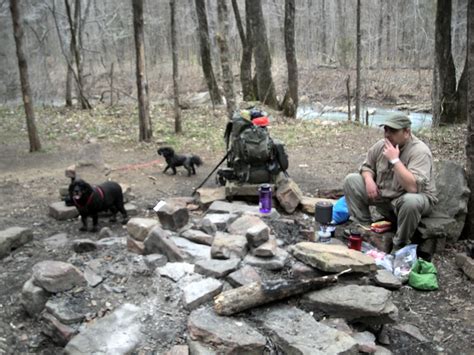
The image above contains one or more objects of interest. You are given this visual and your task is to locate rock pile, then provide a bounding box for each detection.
[9,194,412,353]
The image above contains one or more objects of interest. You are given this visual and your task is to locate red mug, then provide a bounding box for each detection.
[348,230,362,251]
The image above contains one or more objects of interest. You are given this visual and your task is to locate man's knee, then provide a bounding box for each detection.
[397,193,424,213]
[343,173,363,192]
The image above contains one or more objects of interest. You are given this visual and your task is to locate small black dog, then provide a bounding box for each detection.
[157,147,203,176]
[70,178,128,232]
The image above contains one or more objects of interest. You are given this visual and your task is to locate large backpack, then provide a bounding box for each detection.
[223,110,288,184]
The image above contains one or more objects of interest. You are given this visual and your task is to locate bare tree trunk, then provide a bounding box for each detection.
[216,0,236,119]
[455,56,468,123]
[109,62,114,106]
[282,0,298,118]
[195,0,222,105]
[65,40,74,107]
[320,0,327,63]
[377,2,384,67]
[432,0,457,126]
[247,0,279,110]
[9,0,42,152]
[170,0,182,133]
[65,0,91,109]
[355,0,361,122]
[132,0,152,142]
[346,75,351,121]
[385,3,391,64]
[336,0,348,68]
[232,0,254,101]
[464,0,474,239]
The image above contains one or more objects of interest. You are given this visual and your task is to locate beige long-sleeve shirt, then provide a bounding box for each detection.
[360,135,438,204]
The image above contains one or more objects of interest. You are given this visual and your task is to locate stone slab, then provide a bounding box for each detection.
[290,242,376,274]
[207,201,280,219]
[49,202,79,221]
[255,305,358,355]
[188,307,266,354]
[303,284,398,324]
[64,303,142,355]
[182,278,223,310]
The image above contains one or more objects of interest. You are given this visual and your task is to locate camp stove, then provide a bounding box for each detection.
[314,201,334,243]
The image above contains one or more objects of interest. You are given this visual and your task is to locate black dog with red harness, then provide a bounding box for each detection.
[70,178,128,232]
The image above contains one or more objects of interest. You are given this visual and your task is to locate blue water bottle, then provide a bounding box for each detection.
[258,184,272,214]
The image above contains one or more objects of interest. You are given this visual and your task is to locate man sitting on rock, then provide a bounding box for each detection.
[343,114,437,253]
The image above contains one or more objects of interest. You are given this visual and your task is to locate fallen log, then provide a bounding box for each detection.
[214,269,351,316]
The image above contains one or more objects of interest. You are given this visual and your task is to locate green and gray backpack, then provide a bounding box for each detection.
[222,110,288,184]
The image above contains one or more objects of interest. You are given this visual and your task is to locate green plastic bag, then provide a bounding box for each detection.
[408,259,439,291]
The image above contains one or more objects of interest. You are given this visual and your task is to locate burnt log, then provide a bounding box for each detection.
[214,269,350,316]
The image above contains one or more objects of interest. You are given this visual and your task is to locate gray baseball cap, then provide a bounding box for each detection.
[380,114,411,129]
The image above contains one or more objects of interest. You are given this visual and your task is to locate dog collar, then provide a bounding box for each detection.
[73,186,105,208]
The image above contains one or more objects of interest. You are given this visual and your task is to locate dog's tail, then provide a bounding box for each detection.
[191,155,203,166]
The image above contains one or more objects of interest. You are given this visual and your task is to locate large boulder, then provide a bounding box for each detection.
[417,161,471,251]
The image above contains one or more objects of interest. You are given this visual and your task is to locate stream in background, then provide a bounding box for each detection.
[297,106,432,130]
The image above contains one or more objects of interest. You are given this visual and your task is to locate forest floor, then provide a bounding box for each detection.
[0,96,472,354]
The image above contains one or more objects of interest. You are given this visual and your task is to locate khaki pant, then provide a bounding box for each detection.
[343,173,432,246]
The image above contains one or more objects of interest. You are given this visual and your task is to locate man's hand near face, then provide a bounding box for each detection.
[383,139,400,161]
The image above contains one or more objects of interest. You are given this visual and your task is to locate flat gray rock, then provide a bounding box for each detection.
[194,258,241,278]
[180,229,214,246]
[290,242,376,274]
[255,305,358,354]
[45,296,90,324]
[64,303,142,355]
[188,307,266,354]
[33,260,86,293]
[303,284,398,325]
[243,247,289,270]
[226,265,262,287]
[207,201,280,219]
[0,226,33,258]
[182,278,223,310]
[373,269,402,290]
[156,262,195,282]
[48,202,79,221]
[171,236,211,262]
